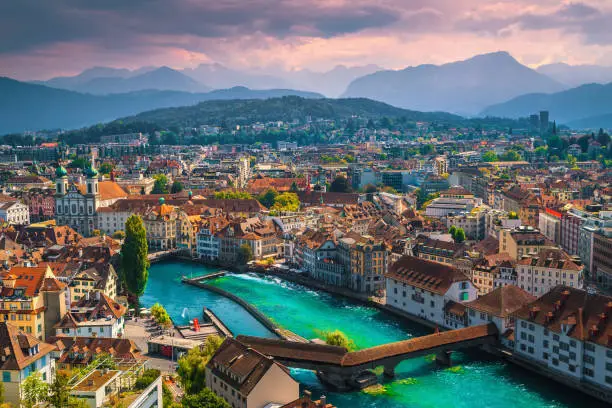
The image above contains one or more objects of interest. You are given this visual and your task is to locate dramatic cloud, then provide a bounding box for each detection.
[1,0,612,80]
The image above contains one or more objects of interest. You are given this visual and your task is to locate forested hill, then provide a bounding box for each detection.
[122,96,463,127]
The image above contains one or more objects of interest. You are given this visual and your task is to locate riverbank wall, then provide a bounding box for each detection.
[182,277,306,342]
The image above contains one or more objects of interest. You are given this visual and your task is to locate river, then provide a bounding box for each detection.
[141,261,606,408]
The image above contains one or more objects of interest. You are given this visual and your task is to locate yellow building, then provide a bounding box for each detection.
[70,264,118,303]
[0,266,66,340]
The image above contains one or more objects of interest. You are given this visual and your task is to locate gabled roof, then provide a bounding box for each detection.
[513,286,612,347]
[0,322,55,370]
[465,285,535,318]
[0,266,51,297]
[207,337,290,396]
[386,255,469,295]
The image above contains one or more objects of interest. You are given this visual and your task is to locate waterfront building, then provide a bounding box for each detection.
[470,254,516,295]
[206,337,300,408]
[141,199,179,251]
[55,291,126,338]
[337,233,388,294]
[445,285,535,346]
[385,256,478,328]
[424,195,482,218]
[516,248,583,296]
[512,286,612,402]
[0,322,56,406]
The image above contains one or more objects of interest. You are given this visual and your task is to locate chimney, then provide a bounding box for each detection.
[85,291,89,301]
[590,324,599,338]
[320,396,326,407]
[303,390,311,401]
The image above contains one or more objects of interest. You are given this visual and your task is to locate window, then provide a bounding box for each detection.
[606,376,612,385]
[543,340,549,348]
[553,334,560,341]
[521,321,527,328]
[569,340,576,347]
[585,343,595,352]
[584,355,595,365]
[584,368,594,377]
[2,372,10,382]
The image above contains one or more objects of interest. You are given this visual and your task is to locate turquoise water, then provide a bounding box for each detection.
[143,261,605,408]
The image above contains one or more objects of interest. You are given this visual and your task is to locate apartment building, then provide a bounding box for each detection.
[386,256,478,328]
[516,248,583,296]
[512,287,612,402]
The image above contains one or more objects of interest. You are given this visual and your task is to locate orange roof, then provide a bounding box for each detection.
[0,266,51,297]
[99,181,128,201]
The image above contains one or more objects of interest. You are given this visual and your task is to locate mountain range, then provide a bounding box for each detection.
[481,82,612,128]
[536,63,612,88]
[342,52,564,115]
[0,77,322,134]
[40,64,382,98]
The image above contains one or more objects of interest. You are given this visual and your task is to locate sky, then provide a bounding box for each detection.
[2,0,612,80]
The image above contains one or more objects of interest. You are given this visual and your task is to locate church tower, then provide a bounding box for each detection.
[55,165,68,196]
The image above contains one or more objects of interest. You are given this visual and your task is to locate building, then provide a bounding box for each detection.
[0,200,30,225]
[0,266,67,340]
[48,336,141,370]
[512,286,612,402]
[55,291,126,338]
[412,235,464,266]
[516,249,583,297]
[539,208,562,245]
[206,337,300,408]
[560,209,587,256]
[385,256,478,328]
[55,164,128,236]
[499,226,553,260]
[337,234,388,294]
[69,264,119,303]
[444,285,535,346]
[0,322,55,406]
[592,232,612,289]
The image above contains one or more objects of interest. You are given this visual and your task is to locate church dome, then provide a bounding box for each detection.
[85,164,99,178]
[159,197,165,205]
[55,165,68,178]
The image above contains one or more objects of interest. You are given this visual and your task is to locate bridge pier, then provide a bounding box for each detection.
[436,351,453,367]
[383,364,396,378]
[316,371,352,391]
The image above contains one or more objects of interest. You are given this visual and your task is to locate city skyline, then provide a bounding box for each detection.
[2,0,612,80]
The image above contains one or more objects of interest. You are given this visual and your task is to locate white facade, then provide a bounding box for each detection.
[386,278,477,328]
[0,201,30,225]
[517,264,583,296]
[56,316,124,338]
[197,229,220,260]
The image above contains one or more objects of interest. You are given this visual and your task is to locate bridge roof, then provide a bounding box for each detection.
[237,323,498,368]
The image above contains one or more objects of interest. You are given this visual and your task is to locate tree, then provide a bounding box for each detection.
[257,188,278,208]
[171,181,184,194]
[454,228,466,243]
[99,162,114,175]
[237,243,253,265]
[508,211,519,220]
[289,181,299,193]
[47,372,69,408]
[112,230,126,240]
[329,175,351,193]
[21,373,48,408]
[567,154,577,167]
[448,225,457,238]
[150,303,172,328]
[213,190,252,199]
[272,192,300,213]
[152,174,169,194]
[92,229,101,237]
[482,151,498,162]
[182,388,230,408]
[177,336,223,394]
[121,215,149,310]
[499,150,521,161]
[322,330,356,351]
[0,382,4,404]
